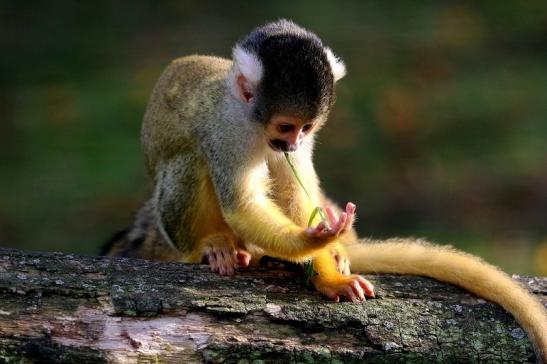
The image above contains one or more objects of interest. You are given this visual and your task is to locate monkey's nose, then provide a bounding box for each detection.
[286,143,298,152]
[269,139,298,152]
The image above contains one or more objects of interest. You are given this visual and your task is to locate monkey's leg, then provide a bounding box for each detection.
[307,205,374,302]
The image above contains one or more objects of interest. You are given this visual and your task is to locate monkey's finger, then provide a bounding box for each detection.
[219,262,231,276]
[332,212,348,235]
[214,252,226,275]
[324,291,340,302]
[220,248,232,263]
[350,279,365,301]
[236,250,252,268]
[342,203,357,232]
[357,276,375,298]
[224,265,234,276]
[346,202,356,215]
[341,214,354,234]
[221,249,236,276]
[208,253,219,273]
[342,286,359,303]
[326,207,337,227]
[346,203,356,221]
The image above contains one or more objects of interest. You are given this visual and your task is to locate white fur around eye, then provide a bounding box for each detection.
[232,45,263,85]
[324,47,346,82]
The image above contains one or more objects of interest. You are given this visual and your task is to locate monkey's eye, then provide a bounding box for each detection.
[302,123,314,133]
[278,124,295,133]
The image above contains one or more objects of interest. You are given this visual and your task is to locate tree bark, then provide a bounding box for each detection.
[0,248,544,363]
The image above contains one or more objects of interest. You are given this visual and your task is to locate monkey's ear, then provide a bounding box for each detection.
[324,47,346,82]
[230,45,263,103]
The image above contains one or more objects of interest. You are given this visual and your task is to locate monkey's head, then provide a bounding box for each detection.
[229,19,346,153]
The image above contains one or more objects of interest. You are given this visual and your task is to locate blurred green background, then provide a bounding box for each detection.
[1,1,546,275]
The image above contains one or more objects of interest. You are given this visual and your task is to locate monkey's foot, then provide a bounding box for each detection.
[312,274,375,303]
[205,247,251,276]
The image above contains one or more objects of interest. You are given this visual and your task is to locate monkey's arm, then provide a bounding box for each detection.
[267,148,356,275]
[215,160,343,262]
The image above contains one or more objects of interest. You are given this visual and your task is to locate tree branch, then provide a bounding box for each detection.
[0,248,544,363]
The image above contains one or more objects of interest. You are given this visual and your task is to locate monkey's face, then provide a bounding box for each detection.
[265,114,316,153]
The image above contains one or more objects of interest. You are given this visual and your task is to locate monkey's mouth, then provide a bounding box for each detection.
[268,139,298,153]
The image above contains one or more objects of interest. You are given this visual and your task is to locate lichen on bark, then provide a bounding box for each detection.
[0,248,544,363]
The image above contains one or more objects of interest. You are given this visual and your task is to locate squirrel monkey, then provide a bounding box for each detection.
[102,20,547,360]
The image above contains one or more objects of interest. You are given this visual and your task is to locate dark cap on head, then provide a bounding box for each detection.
[237,20,340,124]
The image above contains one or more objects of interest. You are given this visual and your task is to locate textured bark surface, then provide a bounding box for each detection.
[0,248,545,363]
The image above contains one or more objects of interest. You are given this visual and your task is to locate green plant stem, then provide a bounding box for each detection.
[283,153,328,225]
[284,152,328,285]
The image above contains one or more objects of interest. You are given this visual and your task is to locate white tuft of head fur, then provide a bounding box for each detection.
[324,47,346,82]
[232,45,263,85]
[229,45,264,101]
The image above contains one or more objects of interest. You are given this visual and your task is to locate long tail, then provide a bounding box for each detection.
[347,238,547,362]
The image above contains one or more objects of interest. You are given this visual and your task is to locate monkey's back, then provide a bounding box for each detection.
[141,55,232,176]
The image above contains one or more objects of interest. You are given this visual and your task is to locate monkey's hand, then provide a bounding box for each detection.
[305,203,356,241]
[312,274,375,303]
